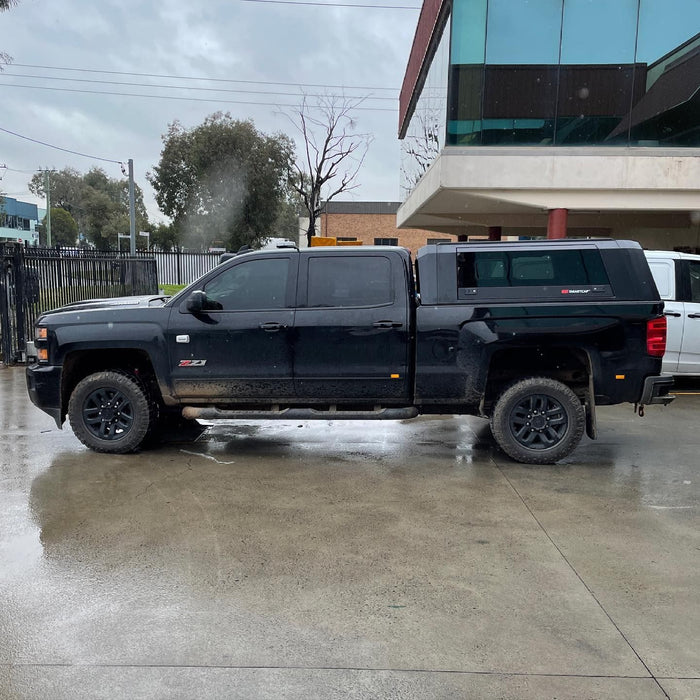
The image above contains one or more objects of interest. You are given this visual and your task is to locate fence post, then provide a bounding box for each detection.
[13,247,27,361]
[0,252,12,364]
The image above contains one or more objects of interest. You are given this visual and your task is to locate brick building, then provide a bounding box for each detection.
[319,201,455,256]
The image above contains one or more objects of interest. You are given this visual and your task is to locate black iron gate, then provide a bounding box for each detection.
[0,244,159,364]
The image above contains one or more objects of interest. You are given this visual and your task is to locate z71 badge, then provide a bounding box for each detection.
[178,359,207,367]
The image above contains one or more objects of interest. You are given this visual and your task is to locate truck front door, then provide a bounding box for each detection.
[168,254,297,401]
[293,252,410,402]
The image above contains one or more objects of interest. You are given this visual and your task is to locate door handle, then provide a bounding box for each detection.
[664,311,682,317]
[373,320,403,328]
[259,322,286,332]
[688,313,700,319]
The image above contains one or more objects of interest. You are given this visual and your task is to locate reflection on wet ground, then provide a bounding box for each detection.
[1,366,698,699]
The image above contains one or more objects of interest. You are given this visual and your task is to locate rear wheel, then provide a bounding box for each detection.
[490,377,585,464]
[68,370,152,453]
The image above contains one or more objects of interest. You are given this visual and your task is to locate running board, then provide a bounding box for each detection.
[182,406,419,421]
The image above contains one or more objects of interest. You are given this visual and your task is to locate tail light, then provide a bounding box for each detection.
[646,317,667,357]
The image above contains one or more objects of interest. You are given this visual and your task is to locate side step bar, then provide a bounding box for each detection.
[182,406,420,421]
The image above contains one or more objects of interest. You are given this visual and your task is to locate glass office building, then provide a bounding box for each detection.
[399,0,700,244]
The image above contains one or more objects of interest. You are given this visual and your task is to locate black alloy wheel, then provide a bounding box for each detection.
[509,392,569,450]
[82,386,135,440]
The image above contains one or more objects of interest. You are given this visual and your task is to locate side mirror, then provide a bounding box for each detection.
[185,290,206,313]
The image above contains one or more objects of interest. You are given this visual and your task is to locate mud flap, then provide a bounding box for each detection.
[585,374,597,440]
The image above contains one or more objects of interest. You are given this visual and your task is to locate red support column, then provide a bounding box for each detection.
[547,208,568,239]
[488,226,502,241]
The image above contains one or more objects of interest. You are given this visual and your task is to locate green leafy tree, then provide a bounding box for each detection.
[271,190,303,243]
[150,222,178,251]
[28,167,149,250]
[37,207,78,246]
[148,112,295,251]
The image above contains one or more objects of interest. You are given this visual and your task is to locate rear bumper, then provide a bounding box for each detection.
[640,373,675,406]
[26,364,63,428]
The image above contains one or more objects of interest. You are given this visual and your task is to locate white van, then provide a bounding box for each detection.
[645,250,700,376]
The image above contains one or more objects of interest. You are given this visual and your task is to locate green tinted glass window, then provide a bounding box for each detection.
[457,249,610,288]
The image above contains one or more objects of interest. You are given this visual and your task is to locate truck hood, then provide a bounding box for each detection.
[40,295,170,316]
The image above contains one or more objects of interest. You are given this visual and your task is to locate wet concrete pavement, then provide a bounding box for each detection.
[0,365,698,699]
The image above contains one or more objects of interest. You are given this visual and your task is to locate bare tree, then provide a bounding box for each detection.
[285,94,373,246]
[1,0,19,68]
[400,109,441,198]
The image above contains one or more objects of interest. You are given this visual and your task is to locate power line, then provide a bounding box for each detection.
[0,72,397,101]
[4,166,37,174]
[0,126,123,164]
[11,63,400,92]
[0,83,397,111]
[240,0,420,7]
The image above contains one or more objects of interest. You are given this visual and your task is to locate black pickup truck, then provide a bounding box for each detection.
[26,239,674,464]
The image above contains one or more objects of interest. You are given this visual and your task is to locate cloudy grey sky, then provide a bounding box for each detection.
[0,0,420,223]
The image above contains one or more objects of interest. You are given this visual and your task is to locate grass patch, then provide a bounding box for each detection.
[161,283,187,296]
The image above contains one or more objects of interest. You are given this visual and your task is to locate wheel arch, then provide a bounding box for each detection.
[60,348,158,425]
[481,345,591,417]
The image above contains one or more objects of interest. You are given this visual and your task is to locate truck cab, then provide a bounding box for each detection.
[168,245,414,405]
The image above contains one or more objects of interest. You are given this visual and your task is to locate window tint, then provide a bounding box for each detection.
[689,261,700,303]
[204,258,288,310]
[457,249,610,288]
[308,256,393,307]
[437,0,700,150]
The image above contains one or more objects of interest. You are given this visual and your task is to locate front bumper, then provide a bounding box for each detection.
[640,373,675,406]
[26,364,63,428]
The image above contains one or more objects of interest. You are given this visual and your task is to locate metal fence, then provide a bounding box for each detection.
[0,245,222,364]
[0,244,159,364]
[104,249,221,285]
[149,250,221,285]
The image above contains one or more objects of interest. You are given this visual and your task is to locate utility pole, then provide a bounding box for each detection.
[43,169,52,247]
[128,158,136,254]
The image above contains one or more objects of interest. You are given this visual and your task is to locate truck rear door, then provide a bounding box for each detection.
[293,251,411,401]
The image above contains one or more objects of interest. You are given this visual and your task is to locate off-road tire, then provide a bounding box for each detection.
[68,370,153,453]
[490,377,585,464]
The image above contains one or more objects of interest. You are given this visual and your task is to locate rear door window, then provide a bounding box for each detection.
[307,256,393,307]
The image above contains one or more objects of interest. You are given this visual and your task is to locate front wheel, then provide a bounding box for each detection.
[68,370,153,453]
[490,377,585,464]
